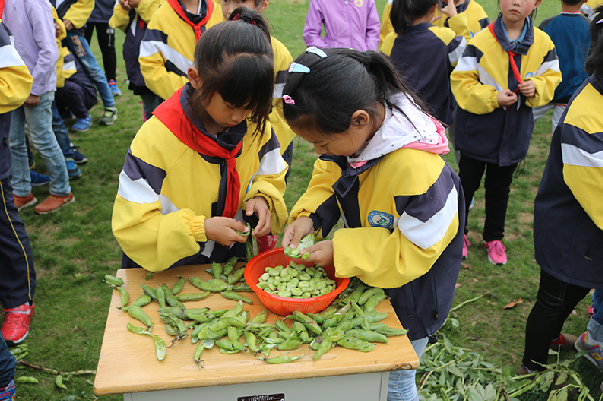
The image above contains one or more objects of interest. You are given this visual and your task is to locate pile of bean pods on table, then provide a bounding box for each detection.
[105,267,407,366]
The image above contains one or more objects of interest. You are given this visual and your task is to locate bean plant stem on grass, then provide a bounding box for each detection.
[2,0,601,399]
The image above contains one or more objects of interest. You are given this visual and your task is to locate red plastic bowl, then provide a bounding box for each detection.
[245,248,350,316]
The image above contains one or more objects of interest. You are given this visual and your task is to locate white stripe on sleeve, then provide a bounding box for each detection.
[562,143,603,168]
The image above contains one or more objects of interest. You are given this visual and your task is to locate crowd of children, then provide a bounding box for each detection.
[2,0,603,399]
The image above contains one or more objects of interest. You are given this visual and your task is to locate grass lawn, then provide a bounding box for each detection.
[3,0,601,400]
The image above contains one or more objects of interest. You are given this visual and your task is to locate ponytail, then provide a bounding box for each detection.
[282,48,429,136]
[585,6,603,81]
[391,0,439,35]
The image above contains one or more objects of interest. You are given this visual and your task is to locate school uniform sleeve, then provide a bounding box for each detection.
[53,7,67,42]
[0,24,33,113]
[137,0,163,23]
[243,123,289,235]
[109,4,130,31]
[63,0,95,29]
[379,0,393,47]
[303,0,327,49]
[332,151,461,288]
[524,32,562,108]
[559,85,603,229]
[380,32,396,57]
[429,26,467,68]
[365,0,381,51]
[451,42,499,114]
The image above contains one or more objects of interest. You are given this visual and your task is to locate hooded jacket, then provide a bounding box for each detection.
[112,83,288,272]
[289,94,465,340]
[534,75,603,288]
[451,14,561,166]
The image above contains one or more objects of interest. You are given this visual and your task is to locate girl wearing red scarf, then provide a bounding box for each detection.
[112,10,288,272]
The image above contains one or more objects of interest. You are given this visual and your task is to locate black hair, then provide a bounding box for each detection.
[562,0,583,6]
[281,48,430,137]
[192,7,274,137]
[225,0,264,8]
[391,0,440,34]
[585,6,603,81]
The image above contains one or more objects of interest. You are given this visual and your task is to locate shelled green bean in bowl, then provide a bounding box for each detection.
[244,249,350,316]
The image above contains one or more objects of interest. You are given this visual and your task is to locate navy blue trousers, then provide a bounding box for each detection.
[0,178,36,309]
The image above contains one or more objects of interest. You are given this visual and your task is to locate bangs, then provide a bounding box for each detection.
[216,54,274,111]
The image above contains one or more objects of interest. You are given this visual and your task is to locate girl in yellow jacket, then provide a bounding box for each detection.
[112,10,288,272]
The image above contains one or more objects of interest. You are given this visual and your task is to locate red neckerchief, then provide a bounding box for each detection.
[166,0,214,41]
[153,87,243,218]
[0,0,4,17]
[488,23,523,94]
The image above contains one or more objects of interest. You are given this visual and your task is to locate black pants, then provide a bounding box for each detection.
[0,178,36,309]
[84,22,116,81]
[522,269,591,371]
[56,81,97,119]
[458,154,518,241]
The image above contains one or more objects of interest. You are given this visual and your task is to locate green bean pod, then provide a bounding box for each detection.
[158,306,186,320]
[274,319,291,334]
[140,283,158,302]
[368,323,408,337]
[187,312,216,323]
[171,276,185,294]
[55,375,67,390]
[231,282,252,292]
[364,292,387,311]
[227,325,241,343]
[291,310,322,334]
[236,222,251,238]
[227,268,245,285]
[127,322,166,360]
[161,284,186,309]
[165,324,178,336]
[249,309,268,324]
[337,335,375,352]
[223,256,238,276]
[347,329,389,343]
[221,291,253,304]
[104,274,124,287]
[133,294,152,307]
[215,338,245,353]
[175,292,211,302]
[211,262,223,280]
[127,304,153,331]
[115,286,129,308]
[16,376,39,383]
[258,351,307,364]
[364,310,389,323]
[312,338,334,360]
[155,285,167,309]
[277,337,303,351]
[358,287,385,306]
[190,277,229,292]
[194,342,205,368]
[244,331,259,352]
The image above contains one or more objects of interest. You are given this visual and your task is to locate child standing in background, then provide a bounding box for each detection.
[451,0,561,264]
[303,0,381,51]
[281,48,464,401]
[85,0,121,96]
[533,0,591,132]
[110,0,162,120]
[381,0,468,127]
[139,0,223,103]
[113,11,288,271]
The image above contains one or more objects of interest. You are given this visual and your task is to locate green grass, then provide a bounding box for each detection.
[3,0,601,400]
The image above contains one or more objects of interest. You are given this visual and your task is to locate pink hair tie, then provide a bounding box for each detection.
[283,95,295,105]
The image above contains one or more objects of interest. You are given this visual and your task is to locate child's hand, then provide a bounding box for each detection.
[63,19,73,31]
[497,89,518,107]
[205,217,249,246]
[299,240,334,267]
[245,197,271,237]
[128,0,142,9]
[441,3,458,18]
[24,95,40,107]
[518,80,536,98]
[54,22,61,38]
[281,216,315,250]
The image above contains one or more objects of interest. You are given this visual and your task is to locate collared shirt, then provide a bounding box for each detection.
[501,16,530,50]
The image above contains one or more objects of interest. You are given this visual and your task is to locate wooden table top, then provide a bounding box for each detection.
[94,265,419,395]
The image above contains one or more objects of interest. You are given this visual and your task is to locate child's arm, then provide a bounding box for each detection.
[62,0,95,30]
[523,36,562,108]
[109,3,130,32]
[243,125,289,236]
[303,0,327,49]
[451,43,506,114]
[560,116,603,230]
[135,0,163,24]
[0,23,33,113]
[331,153,461,289]
[365,1,381,51]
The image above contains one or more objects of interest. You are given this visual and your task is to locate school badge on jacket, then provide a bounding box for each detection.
[368,210,394,229]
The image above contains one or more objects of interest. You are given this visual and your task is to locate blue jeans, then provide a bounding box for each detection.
[9,91,71,197]
[388,337,429,401]
[0,333,15,387]
[51,101,74,159]
[65,32,115,108]
[589,289,603,342]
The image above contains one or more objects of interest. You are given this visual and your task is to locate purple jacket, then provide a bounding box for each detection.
[303,0,380,51]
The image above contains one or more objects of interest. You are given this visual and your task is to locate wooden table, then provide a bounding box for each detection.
[94,265,419,401]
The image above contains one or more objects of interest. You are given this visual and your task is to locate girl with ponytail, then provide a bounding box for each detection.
[281,47,465,401]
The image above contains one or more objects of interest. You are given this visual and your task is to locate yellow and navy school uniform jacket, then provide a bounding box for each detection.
[289,97,465,340]
[270,37,295,156]
[381,23,467,126]
[50,0,95,35]
[0,20,34,180]
[112,83,288,272]
[52,6,69,89]
[534,75,603,288]
[379,0,488,47]
[110,0,162,92]
[139,0,222,101]
[451,15,561,166]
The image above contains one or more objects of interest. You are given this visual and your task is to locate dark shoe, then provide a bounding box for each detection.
[99,106,117,126]
[30,171,50,187]
[65,158,81,179]
[71,145,87,164]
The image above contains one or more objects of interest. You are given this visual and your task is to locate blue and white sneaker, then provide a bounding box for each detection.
[30,171,50,187]
[71,116,92,132]
[108,79,122,97]
[65,157,81,179]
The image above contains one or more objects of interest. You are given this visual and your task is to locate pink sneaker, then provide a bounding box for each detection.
[462,234,470,259]
[483,240,507,265]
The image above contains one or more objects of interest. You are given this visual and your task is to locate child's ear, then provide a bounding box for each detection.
[257,0,269,13]
[188,66,202,89]
[350,110,370,127]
